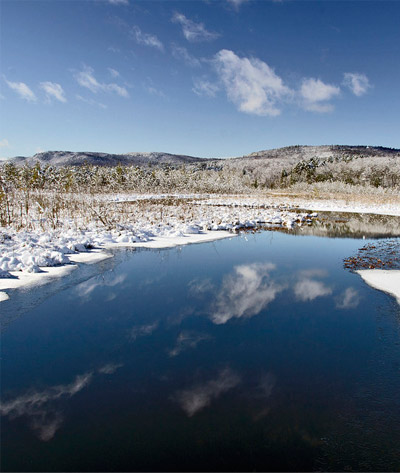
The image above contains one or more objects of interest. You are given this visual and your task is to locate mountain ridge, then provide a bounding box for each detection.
[4,145,400,168]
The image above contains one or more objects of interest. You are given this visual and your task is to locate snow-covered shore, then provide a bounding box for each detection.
[0,198,314,300]
[1,194,399,303]
[357,270,400,305]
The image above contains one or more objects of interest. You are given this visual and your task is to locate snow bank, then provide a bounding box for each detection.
[357,269,400,305]
[1,193,398,302]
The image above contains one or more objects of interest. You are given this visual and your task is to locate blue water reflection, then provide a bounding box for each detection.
[1,232,399,471]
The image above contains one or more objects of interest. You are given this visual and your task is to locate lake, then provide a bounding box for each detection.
[1,231,400,471]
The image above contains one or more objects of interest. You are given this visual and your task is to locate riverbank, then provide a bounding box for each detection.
[357,269,400,305]
[1,194,399,303]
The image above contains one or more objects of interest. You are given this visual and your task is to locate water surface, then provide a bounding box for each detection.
[1,232,399,471]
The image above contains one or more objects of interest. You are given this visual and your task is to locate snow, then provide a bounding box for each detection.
[0,265,77,293]
[356,270,400,305]
[1,193,399,302]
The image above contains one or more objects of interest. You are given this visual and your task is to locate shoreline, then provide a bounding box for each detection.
[1,195,399,304]
[356,269,400,305]
[0,231,233,298]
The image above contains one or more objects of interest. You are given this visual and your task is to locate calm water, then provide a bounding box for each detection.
[1,232,400,472]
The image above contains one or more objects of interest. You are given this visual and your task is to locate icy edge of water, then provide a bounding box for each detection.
[356,269,400,305]
[0,231,232,300]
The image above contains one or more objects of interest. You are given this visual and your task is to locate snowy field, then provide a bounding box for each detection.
[1,193,400,304]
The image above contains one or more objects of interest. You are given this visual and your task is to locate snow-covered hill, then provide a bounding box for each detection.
[7,150,209,167]
[5,145,399,168]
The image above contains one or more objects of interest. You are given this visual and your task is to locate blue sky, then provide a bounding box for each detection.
[1,0,399,158]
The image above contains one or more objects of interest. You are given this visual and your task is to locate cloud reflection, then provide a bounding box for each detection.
[336,287,360,309]
[252,372,276,421]
[188,278,214,297]
[98,363,123,375]
[1,363,122,441]
[175,368,241,417]
[129,321,159,340]
[76,273,127,299]
[168,330,211,357]
[0,372,92,441]
[294,269,332,302]
[211,263,284,324]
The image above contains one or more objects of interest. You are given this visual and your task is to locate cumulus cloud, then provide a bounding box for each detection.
[40,82,67,103]
[171,44,201,67]
[343,72,371,96]
[168,331,211,357]
[174,368,240,416]
[214,49,291,116]
[300,77,340,113]
[211,262,284,324]
[172,13,219,42]
[294,276,332,302]
[4,78,37,102]
[74,65,129,97]
[192,78,219,97]
[131,25,164,51]
[336,287,360,309]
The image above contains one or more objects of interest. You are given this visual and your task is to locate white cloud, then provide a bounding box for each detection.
[171,44,201,67]
[74,65,129,97]
[174,368,240,416]
[172,12,219,42]
[76,94,107,109]
[343,72,371,96]
[211,262,284,324]
[75,66,103,93]
[336,287,360,309]
[40,81,67,103]
[294,277,332,302]
[131,25,164,51]
[107,82,129,97]
[4,78,37,102]
[227,0,249,10]
[300,77,340,113]
[192,78,219,97]
[108,0,129,4]
[0,138,10,148]
[108,67,120,78]
[214,49,291,116]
